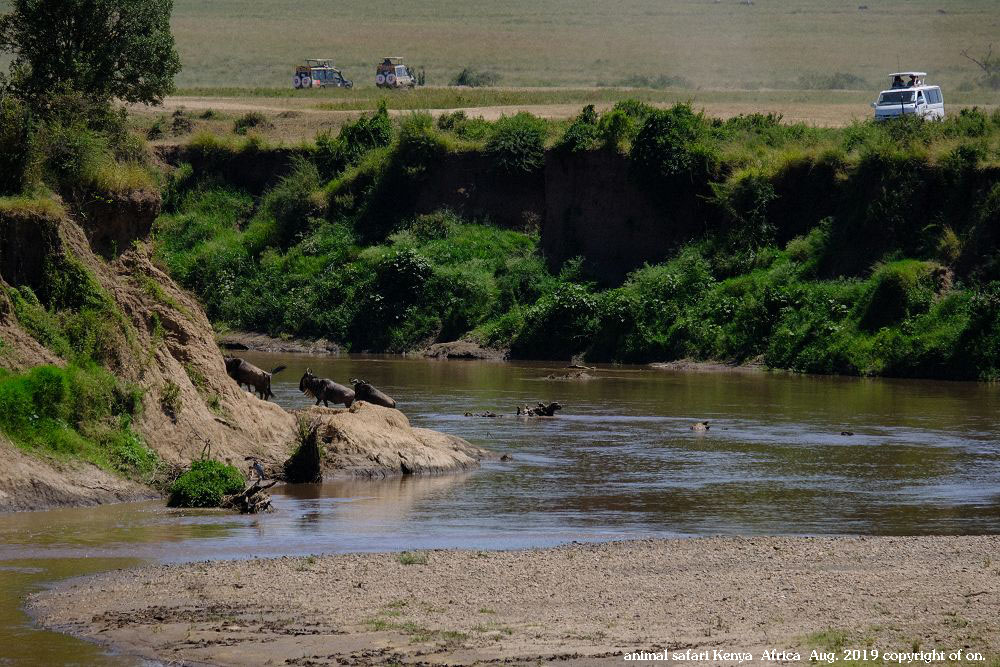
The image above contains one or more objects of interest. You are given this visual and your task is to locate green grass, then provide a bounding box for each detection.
[806,628,850,652]
[57,0,1000,93]
[0,196,66,217]
[396,551,429,565]
[0,363,154,475]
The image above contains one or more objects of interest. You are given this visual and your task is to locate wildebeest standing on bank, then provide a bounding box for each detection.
[224,357,286,400]
[350,378,397,409]
[299,368,355,407]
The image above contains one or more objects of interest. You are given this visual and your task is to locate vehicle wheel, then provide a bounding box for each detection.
[293,75,302,89]
[376,73,386,85]
[301,76,312,89]
[386,73,396,85]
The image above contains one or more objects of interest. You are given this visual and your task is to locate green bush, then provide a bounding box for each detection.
[315,102,392,178]
[859,260,940,330]
[0,96,32,195]
[6,257,136,369]
[260,157,324,246]
[451,67,502,87]
[629,103,718,192]
[485,112,547,175]
[395,113,449,177]
[232,111,273,135]
[556,105,599,153]
[167,458,245,508]
[611,73,692,89]
[796,71,868,90]
[597,109,636,149]
[511,283,598,359]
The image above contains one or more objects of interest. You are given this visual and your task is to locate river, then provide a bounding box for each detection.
[2,356,1000,664]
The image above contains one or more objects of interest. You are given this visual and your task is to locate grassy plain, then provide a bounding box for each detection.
[121,0,1000,90]
[4,0,996,91]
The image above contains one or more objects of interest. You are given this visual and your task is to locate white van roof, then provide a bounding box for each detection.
[878,84,939,94]
[889,71,927,77]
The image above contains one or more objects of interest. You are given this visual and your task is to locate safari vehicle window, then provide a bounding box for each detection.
[879,90,915,105]
[396,66,407,76]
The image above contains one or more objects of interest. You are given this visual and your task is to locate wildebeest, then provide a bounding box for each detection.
[224,357,286,400]
[517,402,562,417]
[349,378,397,409]
[299,368,355,407]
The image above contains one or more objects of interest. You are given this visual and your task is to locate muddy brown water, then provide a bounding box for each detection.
[3,356,1000,664]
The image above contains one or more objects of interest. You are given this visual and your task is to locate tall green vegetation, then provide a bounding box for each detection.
[485,113,548,174]
[0,0,178,479]
[0,0,181,106]
[0,363,153,474]
[314,102,393,178]
[0,0,177,198]
[155,101,1000,379]
[0,256,152,472]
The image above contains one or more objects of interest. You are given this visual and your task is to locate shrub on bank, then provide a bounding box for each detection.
[233,111,273,135]
[167,459,246,508]
[314,103,392,178]
[629,104,718,192]
[0,97,32,195]
[556,105,599,153]
[485,113,547,175]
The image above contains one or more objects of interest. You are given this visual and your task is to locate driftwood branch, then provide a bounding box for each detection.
[222,479,277,514]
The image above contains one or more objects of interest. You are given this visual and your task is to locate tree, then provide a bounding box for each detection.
[961,44,1000,91]
[0,0,181,106]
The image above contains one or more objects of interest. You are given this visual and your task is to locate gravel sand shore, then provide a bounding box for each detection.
[30,537,1000,666]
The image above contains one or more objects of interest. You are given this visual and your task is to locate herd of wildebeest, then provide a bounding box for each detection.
[223,357,397,409]
[222,356,568,419]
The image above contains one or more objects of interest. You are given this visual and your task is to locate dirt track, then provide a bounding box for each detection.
[31,536,1000,666]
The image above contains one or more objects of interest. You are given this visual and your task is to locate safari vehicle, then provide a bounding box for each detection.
[871,72,945,121]
[375,57,417,88]
[293,59,353,89]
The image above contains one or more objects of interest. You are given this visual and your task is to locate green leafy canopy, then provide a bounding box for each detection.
[0,0,182,105]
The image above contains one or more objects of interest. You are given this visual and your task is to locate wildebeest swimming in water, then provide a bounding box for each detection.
[299,368,355,407]
[516,402,562,417]
[349,378,397,409]
[224,357,286,400]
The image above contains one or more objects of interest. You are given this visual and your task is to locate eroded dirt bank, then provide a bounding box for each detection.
[0,196,489,511]
[31,536,1000,666]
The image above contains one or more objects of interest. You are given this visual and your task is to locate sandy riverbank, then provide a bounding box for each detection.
[30,536,1000,666]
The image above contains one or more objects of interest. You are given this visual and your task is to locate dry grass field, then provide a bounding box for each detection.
[150,0,998,90]
[4,0,995,91]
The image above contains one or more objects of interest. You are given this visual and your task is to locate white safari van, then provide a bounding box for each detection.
[872,72,945,121]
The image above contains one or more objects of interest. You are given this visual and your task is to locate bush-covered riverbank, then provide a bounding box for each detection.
[153,101,1000,379]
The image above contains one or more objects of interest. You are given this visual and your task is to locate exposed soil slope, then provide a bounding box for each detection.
[0,195,487,510]
[30,536,1000,666]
